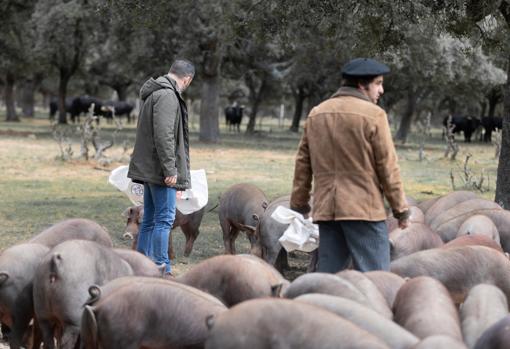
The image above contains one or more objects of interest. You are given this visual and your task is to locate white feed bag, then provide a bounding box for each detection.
[271,205,319,253]
[108,166,208,214]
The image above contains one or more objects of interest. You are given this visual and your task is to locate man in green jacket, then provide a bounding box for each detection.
[128,59,194,275]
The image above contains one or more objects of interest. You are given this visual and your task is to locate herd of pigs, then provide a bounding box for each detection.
[2,184,510,348]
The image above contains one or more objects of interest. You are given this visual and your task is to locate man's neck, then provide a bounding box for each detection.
[167,74,182,92]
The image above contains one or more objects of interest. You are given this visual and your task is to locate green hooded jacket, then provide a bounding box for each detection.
[127,75,190,190]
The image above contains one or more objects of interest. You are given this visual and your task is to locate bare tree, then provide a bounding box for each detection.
[444,114,459,160]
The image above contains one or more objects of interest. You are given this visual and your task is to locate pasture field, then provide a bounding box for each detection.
[0,112,500,277]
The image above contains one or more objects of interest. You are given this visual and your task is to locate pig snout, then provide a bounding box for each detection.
[123,220,139,241]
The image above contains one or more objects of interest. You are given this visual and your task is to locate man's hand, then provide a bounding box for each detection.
[164,175,177,186]
[398,218,410,229]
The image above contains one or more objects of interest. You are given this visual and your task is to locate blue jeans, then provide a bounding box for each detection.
[317,220,390,273]
[137,183,176,273]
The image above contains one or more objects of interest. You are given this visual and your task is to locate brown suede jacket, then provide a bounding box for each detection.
[290,87,409,222]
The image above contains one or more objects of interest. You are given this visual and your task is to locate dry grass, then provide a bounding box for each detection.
[0,115,500,277]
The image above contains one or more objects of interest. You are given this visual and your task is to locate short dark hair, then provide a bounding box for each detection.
[342,75,377,89]
[169,59,195,78]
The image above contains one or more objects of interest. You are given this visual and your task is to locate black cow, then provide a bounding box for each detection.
[442,115,481,143]
[49,97,73,121]
[225,105,243,132]
[100,100,135,123]
[69,96,104,123]
[480,116,502,143]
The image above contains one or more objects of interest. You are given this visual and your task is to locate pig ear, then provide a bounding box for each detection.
[0,272,9,286]
[206,315,215,330]
[271,283,283,297]
[252,214,260,222]
[121,207,131,218]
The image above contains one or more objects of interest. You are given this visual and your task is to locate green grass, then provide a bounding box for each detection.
[0,113,501,276]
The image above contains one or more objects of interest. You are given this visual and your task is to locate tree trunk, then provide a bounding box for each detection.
[5,73,19,122]
[199,75,220,142]
[246,77,267,134]
[480,101,487,118]
[115,85,128,101]
[495,58,510,208]
[58,70,70,124]
[199,38,222,143]
[445,97,457,115]
[488,91,499,118]
[289,86,305,133]
[395,90,417,143]
[19,78,37,118]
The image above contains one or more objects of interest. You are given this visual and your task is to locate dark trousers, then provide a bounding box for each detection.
[317,220,390,273]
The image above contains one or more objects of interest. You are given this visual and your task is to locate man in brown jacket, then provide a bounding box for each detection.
[290,58,409,273]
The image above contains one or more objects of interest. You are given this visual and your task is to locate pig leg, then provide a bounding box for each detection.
[60,325,80,349]
[220,220,234,254]
[168,229,175,260]
[229,228,240,255]
[1,323,10,342]
[307,250,318,272]
[30,321,43,349]
[181,224,198,257]
[131,235,138,250]
[275,249,290,271]
[38,319,56,349]
[8,315,31,349]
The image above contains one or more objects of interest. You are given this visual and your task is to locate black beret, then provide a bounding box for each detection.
[341,58,390,77]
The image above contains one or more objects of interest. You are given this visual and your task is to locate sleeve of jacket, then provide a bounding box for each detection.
[290,119,313,214]
[153,91,179,177]
[371,110,408,218]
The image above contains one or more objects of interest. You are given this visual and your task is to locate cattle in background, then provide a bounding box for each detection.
[442,115,481,143]
[70,96,104,123]
[100,100,135,123]
[225,103,244,132]
[480,116,502,143]
[49,97,73,121]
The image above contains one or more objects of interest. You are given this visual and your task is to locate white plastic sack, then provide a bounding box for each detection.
[108,165,144,206]
[271,206,319,253]
[176,169,208,214]
[108,166,208,214]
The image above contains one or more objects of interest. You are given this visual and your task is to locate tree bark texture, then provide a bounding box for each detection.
[395,90,417,143]
[5,73,19,122]
[290,86,306,133]
[487,88,501,118]
[495,57,510,208]
[115,84,129,101]
[199,38,222,142]
[246,76,267,134]
[58,69,70,124]
[19,79,37,118]
[199,75,220,142]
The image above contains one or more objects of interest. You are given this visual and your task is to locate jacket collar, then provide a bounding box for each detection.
[163,75,184,100]
[162,75,178,91]
[331,86,371,103]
